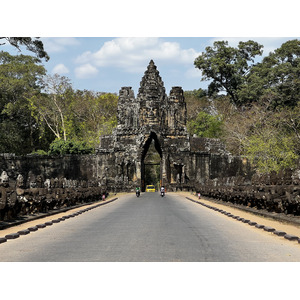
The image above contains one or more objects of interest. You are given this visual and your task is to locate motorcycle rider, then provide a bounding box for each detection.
[136,186,141,197]
[160,185,165,196]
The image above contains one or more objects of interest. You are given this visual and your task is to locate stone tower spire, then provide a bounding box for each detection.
[137,60,167,128]
[137,60,166,101]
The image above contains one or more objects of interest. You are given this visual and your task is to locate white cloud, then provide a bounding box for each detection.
[75,37,201,73]
[185,67,202,79]
[42,37,80,53]
[75,63,98,79]
[52,63,69,74]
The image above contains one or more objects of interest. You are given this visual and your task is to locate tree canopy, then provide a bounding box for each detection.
[0,51,118,155]
[30,74,118,151]
[190,38,300,173]
[238,39,300,107]
[0,51,47,154]
[187,111,223,138]
[194,40,263,105]
[0,37,49,61]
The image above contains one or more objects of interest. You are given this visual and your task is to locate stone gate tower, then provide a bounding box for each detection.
[97,60,227,192]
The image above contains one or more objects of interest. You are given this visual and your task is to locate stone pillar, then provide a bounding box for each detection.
[170,162,175,184]
[136,159,142,187]
[161,152,168,186]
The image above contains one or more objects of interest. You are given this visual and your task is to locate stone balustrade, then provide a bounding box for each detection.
[195,169,300,216]
[0,170,105,221]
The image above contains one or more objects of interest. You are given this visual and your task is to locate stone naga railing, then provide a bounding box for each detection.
[0,171,105,221]
[195,169,300,216]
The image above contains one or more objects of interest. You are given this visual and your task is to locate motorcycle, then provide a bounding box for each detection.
[160,191,165,197]
[136,190,140,197]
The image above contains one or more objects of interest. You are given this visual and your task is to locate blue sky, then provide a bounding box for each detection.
[2,37,299,95]
[1,1,299,96]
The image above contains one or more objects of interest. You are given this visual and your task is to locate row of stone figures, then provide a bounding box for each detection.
[195,169,300,216]
[0,171,106,221]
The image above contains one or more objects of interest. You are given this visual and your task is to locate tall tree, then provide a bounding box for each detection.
[0,37,49,61]
[184,89,209,121]
[238,39,300,107]
[31,80,118,148]
[68,90,118,147]
[187,111,223,138]
[30,74,73,141]
[194,40,263,105]
[0,51,47,154]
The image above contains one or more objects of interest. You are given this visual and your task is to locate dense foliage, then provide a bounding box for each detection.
[187,111,223,138]
[0,51,48,154]
[194,40,263,105]
[0,50,118,155]
[48,139,94,155]
[190,38,300,173]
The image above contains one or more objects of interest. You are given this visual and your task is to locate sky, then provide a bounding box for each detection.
[2,0,300,97]
[2,37,299,95]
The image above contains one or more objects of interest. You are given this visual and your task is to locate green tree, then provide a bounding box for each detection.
[218,101,300,172]
[48,139,94,155]
[0,37,49,61]
[30,74,73,141]
[244,129,299,174]
[184,88,207,99]
[238,39,300,107]
[0,51,47,154]
[187,111,223,138]
[68,90,118,147]
[194,40,263,105]
[184,89,209,121]
[277,102,300,151]
[31,80,118,149]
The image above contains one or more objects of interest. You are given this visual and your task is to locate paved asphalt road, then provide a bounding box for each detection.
[1,192,300,261]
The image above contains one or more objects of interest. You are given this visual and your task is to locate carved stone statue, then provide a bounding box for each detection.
[0,171,9,187]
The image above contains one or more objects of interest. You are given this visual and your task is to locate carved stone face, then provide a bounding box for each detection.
[0,171,9,187]
[16,174,24,188]
[36,175,43,187]
[44,179,51,189]
[29,180,37,188]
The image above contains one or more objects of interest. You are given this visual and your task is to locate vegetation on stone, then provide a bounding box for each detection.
[48,139,94,155]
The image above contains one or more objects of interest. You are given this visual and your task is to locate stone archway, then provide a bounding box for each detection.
[141,132,162,191]
[97,60,198,192]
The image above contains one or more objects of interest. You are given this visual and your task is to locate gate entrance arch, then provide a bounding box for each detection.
[97,60,216,192]
[141,131,162,191]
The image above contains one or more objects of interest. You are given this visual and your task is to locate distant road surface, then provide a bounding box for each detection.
[1,192,300,261]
